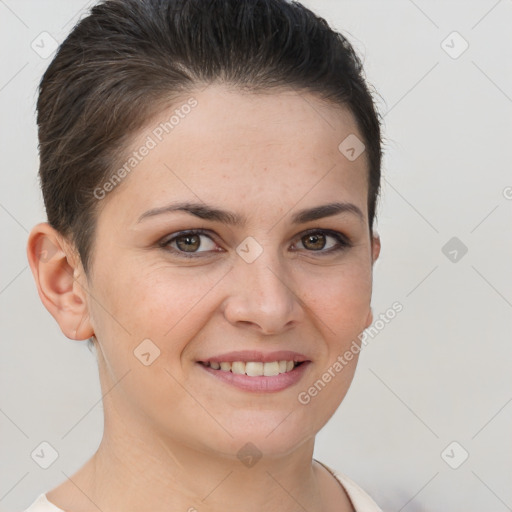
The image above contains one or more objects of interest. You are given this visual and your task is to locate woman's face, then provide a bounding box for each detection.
[79,85,380,458]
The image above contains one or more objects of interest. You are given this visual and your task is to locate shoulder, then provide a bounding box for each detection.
[22,493,65,512]
[315,459,384,512]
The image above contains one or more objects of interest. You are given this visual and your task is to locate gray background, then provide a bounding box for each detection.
[1,1,511,511]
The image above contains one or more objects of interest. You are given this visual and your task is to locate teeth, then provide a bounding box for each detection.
[246,362,264,376]
[231,361,245,375]
[206,360,299,376]
[263,361,280,376]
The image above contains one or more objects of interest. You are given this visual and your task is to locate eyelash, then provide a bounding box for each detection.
[159,228,353,259]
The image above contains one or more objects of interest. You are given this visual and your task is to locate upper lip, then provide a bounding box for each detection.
[198,350,310,364]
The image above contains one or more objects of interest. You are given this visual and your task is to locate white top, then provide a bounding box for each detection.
[23,461,383,512]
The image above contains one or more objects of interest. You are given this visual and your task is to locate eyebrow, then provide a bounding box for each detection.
[135,201,364,226]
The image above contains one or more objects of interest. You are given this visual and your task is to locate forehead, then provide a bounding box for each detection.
[97,85,369,226]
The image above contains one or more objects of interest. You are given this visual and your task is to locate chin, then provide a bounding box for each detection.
[196,412,319,460]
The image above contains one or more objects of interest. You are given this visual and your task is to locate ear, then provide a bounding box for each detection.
[371,230,381,265]
[26,222,94,341]
[364,231,381,329]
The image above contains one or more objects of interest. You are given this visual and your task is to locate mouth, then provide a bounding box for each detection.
[196,351,311,393]
[198,360,305,376]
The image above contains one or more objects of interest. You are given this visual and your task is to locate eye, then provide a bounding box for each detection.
[160,229,221,258]
[159,228,352,259]
[292,229,352,254]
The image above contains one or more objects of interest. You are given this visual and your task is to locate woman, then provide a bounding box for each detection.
[25,0,384,510]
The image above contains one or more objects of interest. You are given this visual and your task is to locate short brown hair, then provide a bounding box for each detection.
[36,0,383,279]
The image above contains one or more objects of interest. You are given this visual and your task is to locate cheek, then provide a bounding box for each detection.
[297,259,373,334]
[98,256,218,320]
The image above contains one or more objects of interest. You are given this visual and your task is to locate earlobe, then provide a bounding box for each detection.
[371,231,381,264]
[26,223,94,341]
[365,232,380,330]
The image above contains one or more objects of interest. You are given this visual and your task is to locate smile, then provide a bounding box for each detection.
[197,360,310,393]
[201,360,302,376]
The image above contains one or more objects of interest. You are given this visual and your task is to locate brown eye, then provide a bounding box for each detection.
[162,230,219,257]
[302,233,327,250]
[175,234,201,252]
[294,229,352,254]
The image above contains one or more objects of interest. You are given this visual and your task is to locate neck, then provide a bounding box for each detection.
[47,355,350,512]
[63,423,326,512]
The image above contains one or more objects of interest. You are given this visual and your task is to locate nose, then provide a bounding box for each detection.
[222,248,303,335]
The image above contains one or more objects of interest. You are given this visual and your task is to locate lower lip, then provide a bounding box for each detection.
[197,362,311,392]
